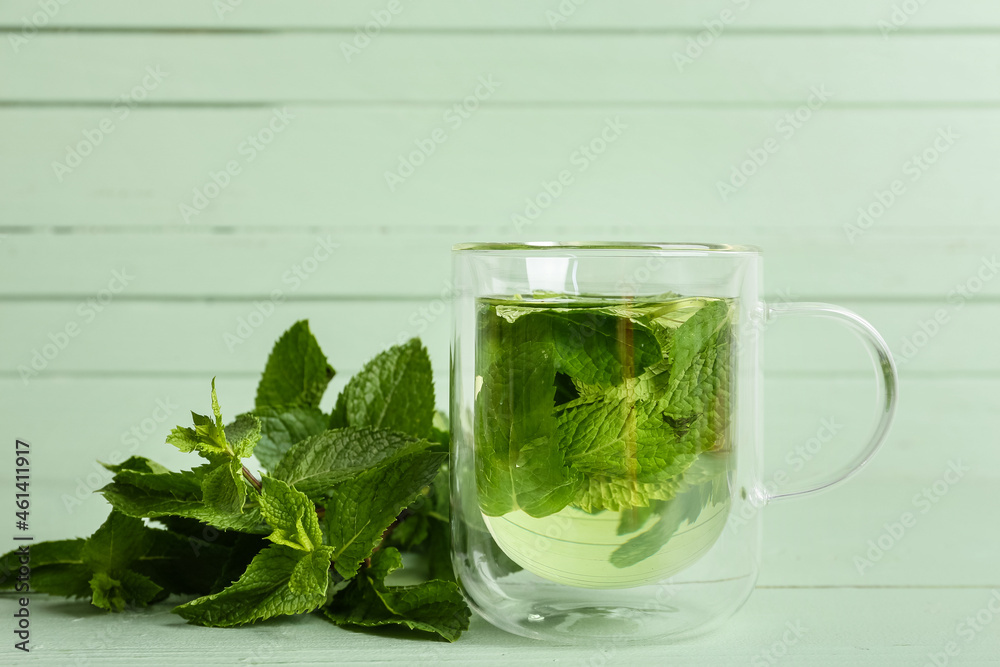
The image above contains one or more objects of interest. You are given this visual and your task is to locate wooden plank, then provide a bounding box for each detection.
[5,34,1000,103]
[1,229,998,299]
[0,300,996,375]
[1,0,998,30]
[0,107,992,229]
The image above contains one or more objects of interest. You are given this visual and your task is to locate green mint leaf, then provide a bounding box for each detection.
[102,456,170,475]
[475,338,580,517]
[288,548,335,596]
[662,299,734,456]
[259,477,323,552]
[255,320,334,410]
[249,406,328,472]
[556,397,698,512]
[31,565,94,599]
[200,460,246,516]
[167,379,230,456]
[617,503,656,536]
[2,538,85,579]
[101,477,266,533]
[101,463,204,496]
[224,413,262,460]
[81,511,150,573]
[334,338,434,439]
[0,539,91,598]
[89,570,162,612]
[545,311,661,385]
[272,427,431,498]
[609,501,686,570]
[610,454,730,568]
[636,296,713,342]
[574,474,682,514]
[665,300,731,391]
[173,543,333,627]
[322,548,469,642]
[323,449,447,579]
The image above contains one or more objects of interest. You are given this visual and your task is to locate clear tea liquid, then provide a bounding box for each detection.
[474,294,734,589]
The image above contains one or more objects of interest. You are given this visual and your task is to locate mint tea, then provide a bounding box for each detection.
[474,294,735,588]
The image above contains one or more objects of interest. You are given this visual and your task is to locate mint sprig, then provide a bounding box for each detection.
[1,321,469,641]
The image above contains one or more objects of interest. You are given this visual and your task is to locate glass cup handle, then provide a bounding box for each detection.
[764,302,899,502]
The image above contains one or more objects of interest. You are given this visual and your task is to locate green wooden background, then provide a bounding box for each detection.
[1,2,998,664]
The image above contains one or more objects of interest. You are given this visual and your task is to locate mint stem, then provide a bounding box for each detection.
[241,465,262,494]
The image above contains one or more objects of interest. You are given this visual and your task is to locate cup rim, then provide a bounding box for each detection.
[452,241,762,254]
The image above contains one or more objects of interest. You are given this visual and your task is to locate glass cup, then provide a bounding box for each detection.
[450,242,898,643]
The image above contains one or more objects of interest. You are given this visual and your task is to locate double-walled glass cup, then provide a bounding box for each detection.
[450,243,897,643]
